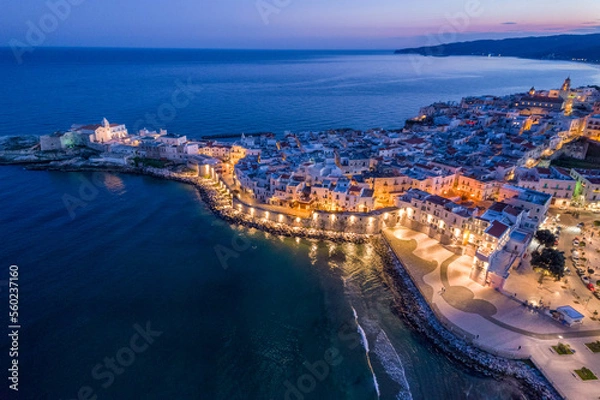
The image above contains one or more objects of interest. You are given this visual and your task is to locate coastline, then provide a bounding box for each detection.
[394,52,600,66]
[19,161,372,244]
[393,33,600,65]
[2,159,561,398]
[374,238,562,400]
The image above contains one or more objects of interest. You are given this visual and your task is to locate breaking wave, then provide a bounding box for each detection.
[352,306,381,398]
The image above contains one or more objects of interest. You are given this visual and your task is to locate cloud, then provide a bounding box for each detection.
[573,26,600,32]
[501,22,518,25]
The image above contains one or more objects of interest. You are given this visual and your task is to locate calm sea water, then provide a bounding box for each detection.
[1,49,600,400]
[1,48,599,136]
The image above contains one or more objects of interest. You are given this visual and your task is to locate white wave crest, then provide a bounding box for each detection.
[374,330,412,400]
[352,307,380,398]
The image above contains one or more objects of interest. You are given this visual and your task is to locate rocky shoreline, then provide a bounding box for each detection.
[191,177,372,244]
[22,160,371,244]
[7,159,561,398]
[373,239,562,400]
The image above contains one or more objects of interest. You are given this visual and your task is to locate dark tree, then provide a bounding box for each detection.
[534,229,557,249]
[531,248,566,280]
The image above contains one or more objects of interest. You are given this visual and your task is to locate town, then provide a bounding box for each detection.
[37,78,600,287]
[4,77,595,398]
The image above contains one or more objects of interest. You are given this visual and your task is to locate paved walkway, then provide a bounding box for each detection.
[384,226,600,400]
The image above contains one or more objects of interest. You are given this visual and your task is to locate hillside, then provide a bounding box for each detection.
[395,33,600,63]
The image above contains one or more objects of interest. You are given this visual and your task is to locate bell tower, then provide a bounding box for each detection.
[561,77,571,92]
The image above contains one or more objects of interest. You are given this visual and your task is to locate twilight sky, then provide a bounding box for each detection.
[2,0,600,49]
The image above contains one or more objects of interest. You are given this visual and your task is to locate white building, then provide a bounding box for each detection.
[72,118,128,143]
[40,130,90,151]
[585,114,600,139]
[497,184,552,231]
[514,166,575,209]
[571,169,600,208]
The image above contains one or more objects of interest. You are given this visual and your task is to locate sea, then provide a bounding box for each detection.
[1,48,599,400]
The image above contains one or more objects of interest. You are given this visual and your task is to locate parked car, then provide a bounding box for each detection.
[587,283,596,292]
[573,239,580,246]
[594,291,600,300]
[576,268,585,276]
[582,275,591,285]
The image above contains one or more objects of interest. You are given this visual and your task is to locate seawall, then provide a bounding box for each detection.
[4,159,562,398]
[376,235,562,400]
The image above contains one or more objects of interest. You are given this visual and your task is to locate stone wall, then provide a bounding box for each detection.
[232,197,399,235]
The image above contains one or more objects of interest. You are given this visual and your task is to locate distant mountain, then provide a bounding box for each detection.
[395,33,600,63]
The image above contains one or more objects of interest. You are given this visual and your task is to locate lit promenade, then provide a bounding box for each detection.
[384,226,600,400]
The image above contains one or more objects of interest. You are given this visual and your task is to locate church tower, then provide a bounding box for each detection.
[559,77,573,104]
[528,87,536,96]
[561,77,571,92]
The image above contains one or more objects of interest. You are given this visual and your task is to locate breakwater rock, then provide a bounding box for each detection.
[22,161,370,244]
[373,239,562,400]
[5,157,561,398]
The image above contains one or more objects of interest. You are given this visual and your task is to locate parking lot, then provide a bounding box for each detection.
[547,210,600,298]
[505,210,600,319]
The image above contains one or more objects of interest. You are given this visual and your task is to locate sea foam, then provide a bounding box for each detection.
[352,306,380,398]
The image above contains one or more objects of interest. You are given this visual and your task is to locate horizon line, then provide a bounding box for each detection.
[0,45,396,52]
[1,31,598,53]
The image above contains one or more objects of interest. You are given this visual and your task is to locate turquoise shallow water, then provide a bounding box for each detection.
[1,49,599,399]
